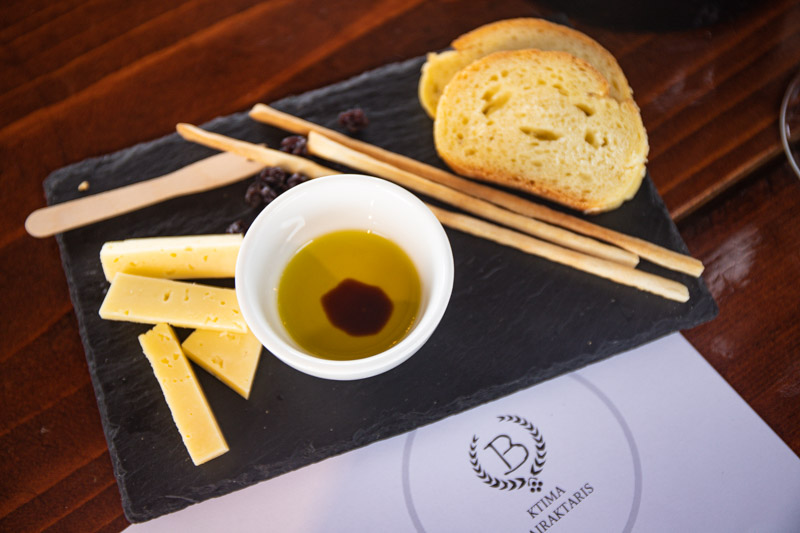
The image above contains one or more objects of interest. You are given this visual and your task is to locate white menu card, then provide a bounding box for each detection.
[127,334,800,532]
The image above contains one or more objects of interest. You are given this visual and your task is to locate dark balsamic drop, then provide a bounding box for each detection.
[321,278,394,336]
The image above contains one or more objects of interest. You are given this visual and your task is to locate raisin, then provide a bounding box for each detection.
[338,108,369,133]
[245,166,299,207]
[257,167,286,187]
[226,219,247,234]
[286,172,309,189]
[267,166,287,182]
[245,182,264,207]
[280,135,308,155]
[259,184,279,203]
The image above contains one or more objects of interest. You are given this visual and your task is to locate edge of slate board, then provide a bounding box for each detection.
[44,55,717,522]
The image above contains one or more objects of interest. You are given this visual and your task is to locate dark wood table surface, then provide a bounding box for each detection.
[2,1,799,531]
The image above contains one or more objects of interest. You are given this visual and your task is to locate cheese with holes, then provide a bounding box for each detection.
[99,273,247,333]
[182,329,263,399]
[139,323,228,465]
[100,234,242,282]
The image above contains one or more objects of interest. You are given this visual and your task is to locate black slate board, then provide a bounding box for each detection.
[45,56,717,522]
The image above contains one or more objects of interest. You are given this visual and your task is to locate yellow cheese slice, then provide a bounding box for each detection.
[139,323,228,465]
[99,273,247,333]
[100,234,242,282]
[182,329,263,399]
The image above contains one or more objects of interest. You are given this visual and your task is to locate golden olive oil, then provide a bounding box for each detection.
[277,230,421,360]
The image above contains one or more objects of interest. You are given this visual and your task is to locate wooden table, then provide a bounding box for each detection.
[2,1,798,530]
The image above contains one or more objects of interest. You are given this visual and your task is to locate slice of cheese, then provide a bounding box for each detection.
[182,329,263,399]
[100,234,242,282]
[139,323,228,465]
[99,273,247,333]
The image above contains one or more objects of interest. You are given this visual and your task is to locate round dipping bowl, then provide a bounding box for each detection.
[235,174,454,380]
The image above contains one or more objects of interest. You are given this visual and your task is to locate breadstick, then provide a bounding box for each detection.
[176,125,688,302]
[306,132,638,267]
[178,123,636,265]
[176,123,335,178]
[428,205,689,302]
[249,103,704,276]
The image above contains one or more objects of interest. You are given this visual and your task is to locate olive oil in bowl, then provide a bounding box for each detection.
[277,229,422,360]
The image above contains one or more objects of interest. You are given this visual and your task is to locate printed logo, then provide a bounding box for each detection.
[405,377,631,532]
[469,415,547,492]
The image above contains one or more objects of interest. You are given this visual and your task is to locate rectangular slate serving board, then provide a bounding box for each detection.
[45,56,717,522]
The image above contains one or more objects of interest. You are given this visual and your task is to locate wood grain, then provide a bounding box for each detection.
[680,159,800,451]
[1,0,798,530]
[606,0,800,218]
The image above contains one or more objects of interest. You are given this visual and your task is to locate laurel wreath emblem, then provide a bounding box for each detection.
[469,415,547,492]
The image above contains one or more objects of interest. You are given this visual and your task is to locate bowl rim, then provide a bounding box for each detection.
[235,174,454,380]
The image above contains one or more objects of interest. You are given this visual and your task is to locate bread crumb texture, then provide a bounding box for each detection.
[434,50,648,213]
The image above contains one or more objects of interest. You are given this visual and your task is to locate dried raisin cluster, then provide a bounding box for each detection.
[228,166,310,233]
[245,167,310,208]
[338,108,369,133]
[279,135,308,155]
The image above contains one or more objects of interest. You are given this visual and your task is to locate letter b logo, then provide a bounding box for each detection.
[484,434,529,475]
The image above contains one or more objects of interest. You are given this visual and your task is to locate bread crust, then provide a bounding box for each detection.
[451,18,631,99]
[419,17,633,118]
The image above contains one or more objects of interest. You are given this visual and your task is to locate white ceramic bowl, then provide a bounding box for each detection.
[235,174,454,380]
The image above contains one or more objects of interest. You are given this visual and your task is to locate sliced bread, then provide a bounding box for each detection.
[419,17,632,118]
[433,50,648,213]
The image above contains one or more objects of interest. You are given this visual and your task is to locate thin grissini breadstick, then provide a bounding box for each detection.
[25,152,265,238]
[175,125,687,301]
[178,124,635,266]
[428,205,689,303]
[176,123,336,178]
[249,103,703,277]
[306,132,639,268]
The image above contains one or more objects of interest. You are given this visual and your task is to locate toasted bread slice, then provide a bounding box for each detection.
[419,18,632,118]
[433,50,648,213]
